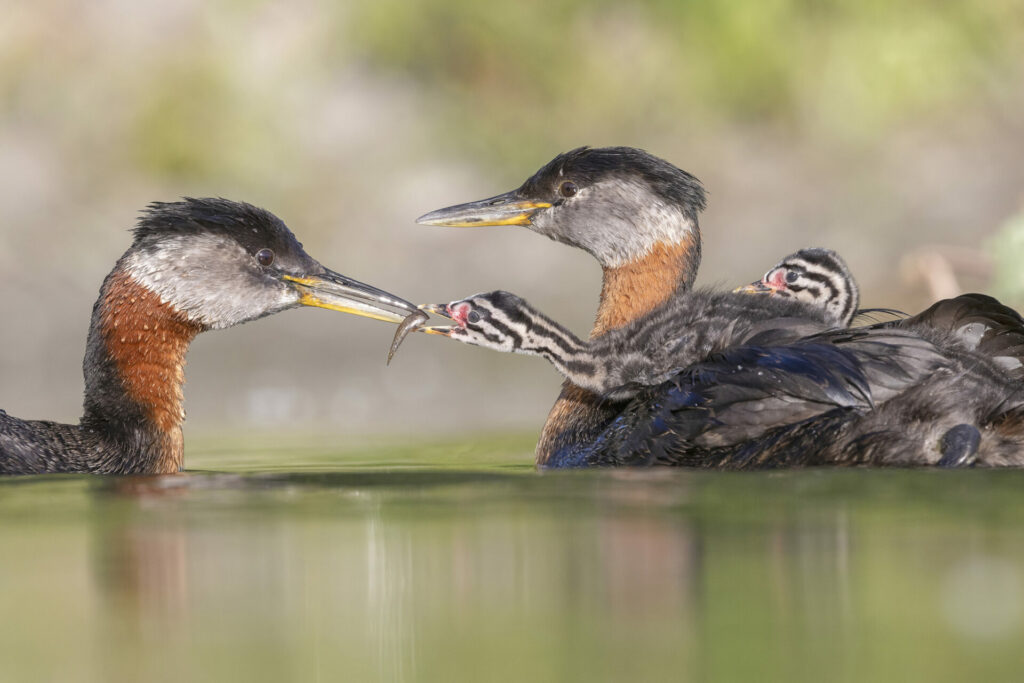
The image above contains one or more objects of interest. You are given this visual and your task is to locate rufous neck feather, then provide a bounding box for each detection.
[591,238,698,337]
[98,269,204,473]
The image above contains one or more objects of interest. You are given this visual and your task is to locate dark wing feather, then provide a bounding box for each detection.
[561,332,945,468]
[893,294,1024,379]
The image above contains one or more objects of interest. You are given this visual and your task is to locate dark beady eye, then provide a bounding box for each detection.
[785,270,800,284]
[256,248,275,267]
[467,311,481,324]
[559,181,578,198]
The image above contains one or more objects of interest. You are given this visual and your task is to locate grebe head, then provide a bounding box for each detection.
[121,198,418,329]
[416,147,706,269]
[735,248,860,327]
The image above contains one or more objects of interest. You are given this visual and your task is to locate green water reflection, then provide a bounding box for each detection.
[2,437,1024,682]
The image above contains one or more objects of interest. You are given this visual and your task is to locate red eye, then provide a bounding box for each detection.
[256,249,275,267]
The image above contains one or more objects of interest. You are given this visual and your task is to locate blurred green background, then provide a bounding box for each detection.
[1,0,1023,439]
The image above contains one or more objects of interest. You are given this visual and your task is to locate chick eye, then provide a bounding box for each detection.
[467,311,481,324]
[255,248,275,267]
[559,181,578,198]
[785,270,799,284]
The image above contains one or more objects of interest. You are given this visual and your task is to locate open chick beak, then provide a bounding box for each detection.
[283,268,419,324]
[734,280,779,295]
[416,190,551,228]
[415,303,455,336]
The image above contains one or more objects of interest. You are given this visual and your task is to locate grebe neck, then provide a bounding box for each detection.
[537,236,700,466]
[81,267,204,474]
[592,238,699,336]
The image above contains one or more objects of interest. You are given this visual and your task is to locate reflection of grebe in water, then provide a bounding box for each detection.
[1,198,418,475]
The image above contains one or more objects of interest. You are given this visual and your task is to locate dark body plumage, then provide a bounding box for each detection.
[1,198,416,475]
[562,324,1024,468]
[419,146,1024,468]
[888,293,1024,380]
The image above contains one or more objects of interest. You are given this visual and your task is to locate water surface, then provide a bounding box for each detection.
[2,435,1023,682]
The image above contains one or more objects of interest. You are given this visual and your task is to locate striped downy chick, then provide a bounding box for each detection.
[423,287,833,401]
[738,248,860,328]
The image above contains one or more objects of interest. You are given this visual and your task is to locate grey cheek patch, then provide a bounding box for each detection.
[572,181,696,269]
[123,234,297,328]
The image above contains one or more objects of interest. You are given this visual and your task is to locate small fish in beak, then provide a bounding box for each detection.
[385,303,456,364]
[387,309,430,365]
